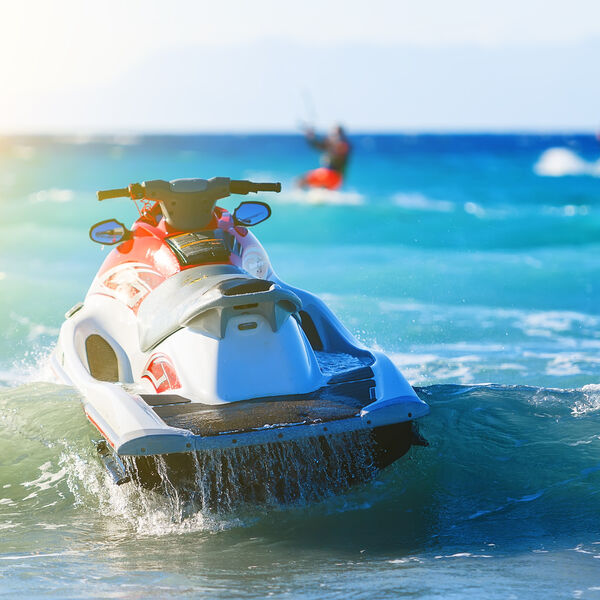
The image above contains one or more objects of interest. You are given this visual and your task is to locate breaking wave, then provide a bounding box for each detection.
[1,381,600,545]
[534,147,600,177]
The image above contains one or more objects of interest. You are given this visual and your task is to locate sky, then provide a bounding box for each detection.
[0,0,599,133]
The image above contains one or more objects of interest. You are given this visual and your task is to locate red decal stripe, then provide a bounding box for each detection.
[85,411,115,448]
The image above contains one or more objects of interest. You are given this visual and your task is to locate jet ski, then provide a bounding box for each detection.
[50,177,429,501]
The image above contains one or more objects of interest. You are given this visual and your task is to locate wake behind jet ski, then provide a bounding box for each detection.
[50,176,428,504]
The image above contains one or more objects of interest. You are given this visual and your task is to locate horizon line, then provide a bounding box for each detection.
[0,128,596,138]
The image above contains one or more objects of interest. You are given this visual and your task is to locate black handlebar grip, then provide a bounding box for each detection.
[254,182,282,193]
[97,187,130,201]
[229,180,282,195]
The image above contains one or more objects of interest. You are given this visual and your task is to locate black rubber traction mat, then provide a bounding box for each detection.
[144,379,376,437]
[141,394,191,407]
[328,366,374,385]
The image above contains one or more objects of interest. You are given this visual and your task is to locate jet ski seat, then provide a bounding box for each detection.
[137,265,302,351]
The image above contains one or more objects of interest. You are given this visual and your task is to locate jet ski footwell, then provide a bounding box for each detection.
[121,374,428,499]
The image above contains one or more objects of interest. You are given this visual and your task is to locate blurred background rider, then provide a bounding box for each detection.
[299,124,351,190]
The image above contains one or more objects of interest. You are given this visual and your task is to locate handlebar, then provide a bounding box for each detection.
[229,181,281,194]
[97,179,281,201]
[97,187,130,201]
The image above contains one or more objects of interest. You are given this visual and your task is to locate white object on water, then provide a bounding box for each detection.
[534,147,600,177]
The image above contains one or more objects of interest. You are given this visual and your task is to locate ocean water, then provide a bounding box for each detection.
[1,133,599,598]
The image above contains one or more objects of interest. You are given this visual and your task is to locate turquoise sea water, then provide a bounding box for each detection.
[1,134,599,598]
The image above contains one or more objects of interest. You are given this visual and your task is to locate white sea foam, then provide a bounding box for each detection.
[21,461,67,494]
[61,449,235,537]
[9,313,59,342]
[545,353,600,378]
[463,201,486,218]
[282,188,364,206]
[388,352,480,385]
[387,557,423,565]
[534,147,600,177]
[572,385,600,416]
[517,310,599,338]
[0,348,58,388]
[0,551,80,561]
[377,299,429,313]
[498,363,527,371]
[392,193,454,213]
[60,431,377,537]
[371,297,600,384]
[28,188,74,203]
[391,193,496,218]
[379,298,599,339]
[434,552,493,559]
[581,384,600,393]
[542,204,591,217]
[393,193,591,220]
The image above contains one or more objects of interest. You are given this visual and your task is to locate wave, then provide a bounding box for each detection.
[379,297,599,331]
[378,299,600,334]
[390,349,600,388]
[392,192,595,223]
[386,193,492,219]
[392,193,455,213]
[389,351,490,385]
[372,300,600,386]
[0,384,224,537]
[0,345,57,389]
[1,382,599,545]
[534,147,600,177]
[280,188,364,206]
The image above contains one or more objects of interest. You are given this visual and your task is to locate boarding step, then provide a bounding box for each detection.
[140,394,192,407]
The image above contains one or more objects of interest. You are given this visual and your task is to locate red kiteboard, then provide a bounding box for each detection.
[303,167,343,190]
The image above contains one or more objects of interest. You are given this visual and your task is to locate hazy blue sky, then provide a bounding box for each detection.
[1,0,599,132]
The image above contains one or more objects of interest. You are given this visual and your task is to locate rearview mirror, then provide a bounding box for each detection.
[89,219,130,245]
[233,201,271,227]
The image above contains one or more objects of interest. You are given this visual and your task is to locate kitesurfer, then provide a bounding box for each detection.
[299,125,351,190]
